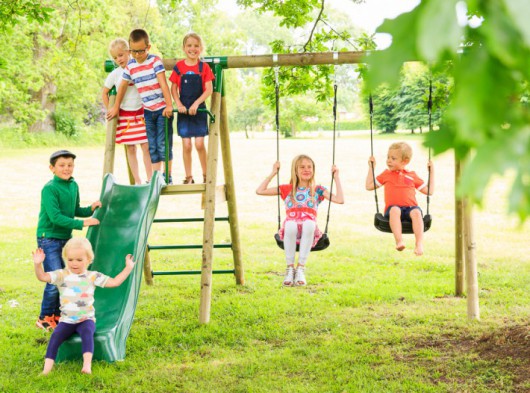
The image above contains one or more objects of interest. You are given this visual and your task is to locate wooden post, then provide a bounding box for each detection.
[124,146,135,185]
[103,95,117,176]
[455,154,465,296]
[219,93,245,285]
[463,197,480,320]
[199,74,222,324]
[143,250,153,286]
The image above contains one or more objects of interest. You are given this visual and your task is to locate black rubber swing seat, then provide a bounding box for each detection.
[274,232,330,252]
[374,213,432,234]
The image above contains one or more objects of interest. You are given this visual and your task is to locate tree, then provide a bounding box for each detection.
[371,85,398,133]
[365,0,530,220]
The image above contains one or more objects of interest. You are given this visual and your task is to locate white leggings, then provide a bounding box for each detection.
[283,220,316,266]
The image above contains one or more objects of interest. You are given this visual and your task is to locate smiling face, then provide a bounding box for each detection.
[183,36,202,62]
[386,148,408,171]
[50,157,75,181]
[65,246,91,275]
[110,46,130,68]
[296,158,314,184]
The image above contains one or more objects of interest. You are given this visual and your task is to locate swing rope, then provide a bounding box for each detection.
[323,70,338,234]
[426,80,433,216]
[369,94,380,215]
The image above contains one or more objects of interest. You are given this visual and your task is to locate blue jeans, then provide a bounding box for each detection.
[37,237,67,318]
[144,108,173,164]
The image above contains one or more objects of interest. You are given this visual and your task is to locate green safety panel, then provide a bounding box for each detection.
[56,172,164,362]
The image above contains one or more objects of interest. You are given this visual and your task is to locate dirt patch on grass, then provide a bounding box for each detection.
[404,324,530,391]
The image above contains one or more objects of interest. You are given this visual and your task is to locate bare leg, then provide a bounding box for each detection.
[410,209,424,256]
[195,137,207,180]
[81,352,93,374]
[140,143,153,182]
[152,162,163,172]
[125,145,141,184]
[182,138,193,178]
[42,358,54,375]
[389,207,405,251]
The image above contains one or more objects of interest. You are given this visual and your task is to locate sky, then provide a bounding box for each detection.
[219,0,421,48]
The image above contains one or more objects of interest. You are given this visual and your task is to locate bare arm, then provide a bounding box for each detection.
[157,73,174,117]
[106,79,129,119]
[256,161,281,196]
[324,165,344,204]
[102,87,111,109]
[33,248,51,283]
[105,254,135,288]
[171,82,185,112]
[365,156,378,191]
[419,161,435,195]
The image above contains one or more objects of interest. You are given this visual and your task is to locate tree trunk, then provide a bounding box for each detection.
[29,32,56,133]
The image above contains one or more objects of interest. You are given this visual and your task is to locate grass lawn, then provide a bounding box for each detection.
[0,134,529,392]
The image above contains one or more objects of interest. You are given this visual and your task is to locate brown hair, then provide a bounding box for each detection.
[289,154,316,199]
[129,29,150,46]
[389,142,413,161]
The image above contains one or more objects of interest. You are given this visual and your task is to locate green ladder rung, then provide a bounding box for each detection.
[148,244,232,250]
[152,269,235,276]
[154,217,229,223]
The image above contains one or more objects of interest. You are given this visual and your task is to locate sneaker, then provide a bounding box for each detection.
[183,176,195,184]
[283,265,295,287]
[54,314,61,324]
[36,315,57,331]
[294,266,306,286]
[203,174,207,183]
[163,174,173,185]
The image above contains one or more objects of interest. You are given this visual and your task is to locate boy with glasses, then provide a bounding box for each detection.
[107,29,175,183]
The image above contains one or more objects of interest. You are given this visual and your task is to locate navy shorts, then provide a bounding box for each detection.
[384,205,423,222]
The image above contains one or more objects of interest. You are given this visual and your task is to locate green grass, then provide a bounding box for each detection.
[0,137,529,392]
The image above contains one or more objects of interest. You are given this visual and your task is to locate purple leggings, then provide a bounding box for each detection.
[45,320,95,360]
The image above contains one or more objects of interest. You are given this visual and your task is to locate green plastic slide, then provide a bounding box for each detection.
[56,172,164,362]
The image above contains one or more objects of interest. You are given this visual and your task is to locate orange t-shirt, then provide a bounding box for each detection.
[376,169,426,212]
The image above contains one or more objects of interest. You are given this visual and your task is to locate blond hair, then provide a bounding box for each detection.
[289,154,316,199]
[62,237,94,262]
[182,32,204,50]
[389,142,413,162]
[108,38,129,55]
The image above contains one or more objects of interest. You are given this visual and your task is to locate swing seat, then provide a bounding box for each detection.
[374,213,432,234]
[274,233,330,252]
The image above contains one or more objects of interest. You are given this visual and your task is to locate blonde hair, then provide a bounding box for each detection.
[62,237,94,262]
[289,154,316,199]
[108,38,129,55]
[389,142,413,161]
[182,32,204,50]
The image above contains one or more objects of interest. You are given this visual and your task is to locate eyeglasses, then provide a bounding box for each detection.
[130,48,148,55]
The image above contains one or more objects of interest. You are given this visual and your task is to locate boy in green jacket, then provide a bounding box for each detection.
[36,150,101,331]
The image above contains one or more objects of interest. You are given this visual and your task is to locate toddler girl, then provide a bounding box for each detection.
[256,155,344,286]
[33,237,134,375]
[170,32,214,184]
[102,38,152,184]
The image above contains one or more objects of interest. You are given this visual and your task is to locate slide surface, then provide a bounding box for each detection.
[57,172,164,362]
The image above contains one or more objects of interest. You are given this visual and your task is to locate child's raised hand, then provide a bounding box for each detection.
[427,160,434,171]
[272,161,280,174]
[368,156,376,167]
[32,248,45,265]
[91,201,102,211]
[125,254,135,269]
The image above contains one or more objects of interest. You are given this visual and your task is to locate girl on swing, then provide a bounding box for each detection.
[256,155,344,287]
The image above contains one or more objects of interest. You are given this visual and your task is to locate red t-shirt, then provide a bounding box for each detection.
[376,169,425,212]
[169,60,215,92]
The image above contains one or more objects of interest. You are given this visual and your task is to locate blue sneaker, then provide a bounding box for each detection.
[163,174,173,185]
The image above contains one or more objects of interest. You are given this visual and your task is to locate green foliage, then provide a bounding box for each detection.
[53,109,78,137]
[365,0,530,220]
[0,0,53,30]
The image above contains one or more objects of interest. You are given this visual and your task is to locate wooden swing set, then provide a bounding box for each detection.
[103,50,479,322]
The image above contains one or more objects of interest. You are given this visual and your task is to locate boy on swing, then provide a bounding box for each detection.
[365,142,434,256]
